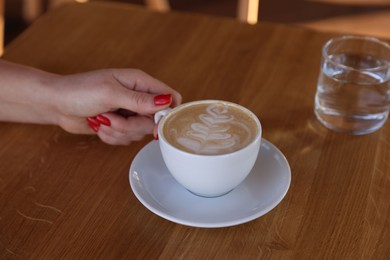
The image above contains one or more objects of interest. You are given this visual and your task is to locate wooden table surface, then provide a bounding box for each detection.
[1,2,389,259]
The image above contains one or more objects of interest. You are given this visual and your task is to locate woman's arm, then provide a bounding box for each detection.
[0,60,182,145]
[0,60,61,125]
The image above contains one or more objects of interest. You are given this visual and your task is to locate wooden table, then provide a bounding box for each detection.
[1,2,389,259]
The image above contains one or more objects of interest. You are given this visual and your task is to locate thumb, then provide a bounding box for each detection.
[118,90,172,115]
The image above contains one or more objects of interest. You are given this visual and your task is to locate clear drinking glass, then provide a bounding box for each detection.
[314,35,390,135]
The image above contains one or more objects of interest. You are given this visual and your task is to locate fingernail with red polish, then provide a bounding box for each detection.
[87,117,100,126]
[154,133,159,140]
[96,115,111,126]
[88,121,99,133]
[154,94,172,106]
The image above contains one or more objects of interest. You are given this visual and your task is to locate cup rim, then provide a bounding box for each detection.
[158,100,262,157]
[322,35,390,72]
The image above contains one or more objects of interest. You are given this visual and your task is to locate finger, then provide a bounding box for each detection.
[153,116,163,140]
[111,69,182,109]
[153,124,158,140]
[98,124,146,145]
[97,130,132,146]
[102,112,154,135]
[116,91,173,115]
[95,113,154,145]
[113,69,175,95]
[171,92,182,108]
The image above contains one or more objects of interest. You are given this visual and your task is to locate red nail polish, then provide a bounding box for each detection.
[87,117,100,126]
[88,122,99,132]
[154,133,159,140]
[96,115,111,126]
[154,94,172,106]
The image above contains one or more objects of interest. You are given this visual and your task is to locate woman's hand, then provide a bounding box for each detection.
[55,69,182,145]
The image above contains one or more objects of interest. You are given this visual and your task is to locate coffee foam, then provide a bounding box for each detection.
[163,102,257,155]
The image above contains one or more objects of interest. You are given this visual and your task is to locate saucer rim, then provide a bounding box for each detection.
[129,138,291,228]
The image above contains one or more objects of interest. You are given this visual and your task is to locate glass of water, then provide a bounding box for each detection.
[314,35,390,135]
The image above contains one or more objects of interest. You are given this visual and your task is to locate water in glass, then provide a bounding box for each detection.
[315,53,390,134]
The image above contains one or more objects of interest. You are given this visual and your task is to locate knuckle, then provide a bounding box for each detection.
[117,125,129,135]
[131,92,150,109]
[113,121,136,135]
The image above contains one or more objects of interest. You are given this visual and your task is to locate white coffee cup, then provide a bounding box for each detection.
[155,100,262,197]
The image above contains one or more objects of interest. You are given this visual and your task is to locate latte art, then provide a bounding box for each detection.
[177,104,251,154]
[162,102,258,155]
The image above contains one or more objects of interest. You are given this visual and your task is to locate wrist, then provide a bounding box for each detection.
[0,61,63,126]
[35,72,64,126]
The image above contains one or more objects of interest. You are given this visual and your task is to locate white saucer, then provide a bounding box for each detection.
[129,139,291,228]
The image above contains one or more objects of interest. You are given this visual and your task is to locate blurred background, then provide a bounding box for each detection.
[3,0,390,47]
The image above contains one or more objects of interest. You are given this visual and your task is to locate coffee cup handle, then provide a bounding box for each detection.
[154,108,172,124]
